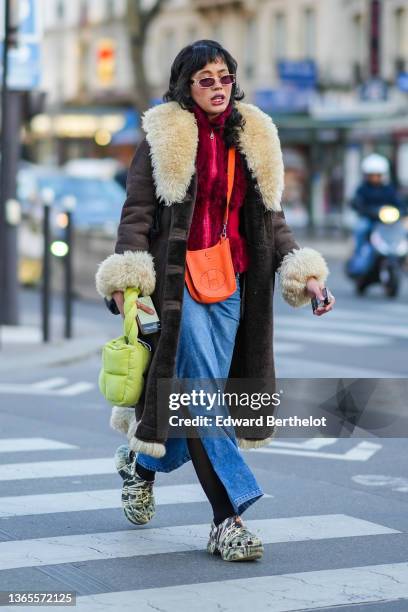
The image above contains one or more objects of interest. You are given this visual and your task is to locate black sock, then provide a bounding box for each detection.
[135,461,155,482]
[186,435,235,526]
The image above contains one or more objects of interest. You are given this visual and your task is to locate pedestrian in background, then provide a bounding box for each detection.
[96,39,334,562]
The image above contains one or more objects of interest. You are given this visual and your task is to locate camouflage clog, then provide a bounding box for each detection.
[114,444,155,525]
[207,515,264,561]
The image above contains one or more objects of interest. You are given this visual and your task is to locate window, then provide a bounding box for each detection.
[303,7,316,59]
[79,0,88,26]
[394,8,405,74]
[56,0,64,21]
[106,0,115,20]
[212,23,222,43]
[186,26,198,45]
[352,13,364,82]
[244,17,257,79]
[162,29,176,79]
[273,12,287,61]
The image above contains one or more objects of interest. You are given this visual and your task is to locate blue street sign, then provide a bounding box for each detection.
[0,40,40,89]
[254,87,313,113]
[17,0,39,38]
[397,72,408,93]
[0,0,40,40]
[277,59,317,88]
[0,0,41,90]
[360,78,388,101]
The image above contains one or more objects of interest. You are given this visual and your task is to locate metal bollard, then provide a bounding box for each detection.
[41,188,55,343]
[62,195,76,339]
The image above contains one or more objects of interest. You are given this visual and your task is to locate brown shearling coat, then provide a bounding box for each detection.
[96,100,329,458]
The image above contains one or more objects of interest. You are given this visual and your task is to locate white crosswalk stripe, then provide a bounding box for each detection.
[0,514,397,571]
[0,438,78,453]
[0,484,270,518]
[46,562,408,612]
[276,327,391,346]
[0,380,95,396]
[275,306,408,355]
[0,436,405,610]
[279,314,408,340]
[0,457,115,481]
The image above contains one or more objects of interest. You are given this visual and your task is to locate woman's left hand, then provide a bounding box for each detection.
[306,278,335,316]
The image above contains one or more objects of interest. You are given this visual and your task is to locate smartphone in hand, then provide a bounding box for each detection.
[311,287,331,313]
[136,296,161,335]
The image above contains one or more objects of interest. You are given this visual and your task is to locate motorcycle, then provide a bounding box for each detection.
[345,204,408,298]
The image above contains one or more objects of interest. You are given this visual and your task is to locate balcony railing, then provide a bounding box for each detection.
[192,0,243,10]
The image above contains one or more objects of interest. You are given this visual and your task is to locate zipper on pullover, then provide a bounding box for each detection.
[209,130,217,179]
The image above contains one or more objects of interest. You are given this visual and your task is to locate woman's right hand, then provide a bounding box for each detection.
[112,290,155,318]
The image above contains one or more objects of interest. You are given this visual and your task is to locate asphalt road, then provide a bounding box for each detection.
[0,258,407,611]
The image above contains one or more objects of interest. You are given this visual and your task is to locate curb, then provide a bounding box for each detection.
[0,336,105,374]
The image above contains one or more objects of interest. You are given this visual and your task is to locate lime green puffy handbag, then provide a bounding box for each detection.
[99,287,152,407]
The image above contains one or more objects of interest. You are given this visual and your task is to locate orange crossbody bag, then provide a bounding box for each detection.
[185,147,237,304]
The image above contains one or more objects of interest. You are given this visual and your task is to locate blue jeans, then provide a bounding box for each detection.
[354,216,374,254]
[137,272,264,516]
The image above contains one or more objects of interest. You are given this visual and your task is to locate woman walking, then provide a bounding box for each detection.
[96,40,334,562]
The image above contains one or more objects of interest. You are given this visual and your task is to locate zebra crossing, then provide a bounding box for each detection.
[44,563,408,612]
[0,435,406,611]
[0,377,95,397]
[274,305,408,353]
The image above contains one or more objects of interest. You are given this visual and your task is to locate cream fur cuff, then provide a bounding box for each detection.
[95,250,156,299]
[129,436,166,459]
[237,436,275,450]
[277,247,329,308]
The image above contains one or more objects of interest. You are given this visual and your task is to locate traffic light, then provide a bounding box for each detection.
[97,38,115,85]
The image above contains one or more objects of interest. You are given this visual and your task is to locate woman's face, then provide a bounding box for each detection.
[189,58,233,121]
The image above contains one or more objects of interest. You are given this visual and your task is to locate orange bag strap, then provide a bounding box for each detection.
[221,147,236,238]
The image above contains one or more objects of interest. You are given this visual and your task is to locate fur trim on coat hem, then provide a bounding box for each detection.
[110,406,135,436]
[95,250,156,299]
[129,436,166,458]
[237,436,275,450]
[277,247,329,307]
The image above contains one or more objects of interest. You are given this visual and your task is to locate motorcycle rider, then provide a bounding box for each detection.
[351,153,402,255]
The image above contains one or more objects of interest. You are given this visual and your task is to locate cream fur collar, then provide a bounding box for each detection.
[141,101,284,212]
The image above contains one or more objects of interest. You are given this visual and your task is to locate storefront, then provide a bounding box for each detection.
[26,106,141,167]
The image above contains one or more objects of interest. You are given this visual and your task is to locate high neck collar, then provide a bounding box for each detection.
[191,100,233,131]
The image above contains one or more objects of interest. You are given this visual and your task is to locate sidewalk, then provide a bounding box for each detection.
[295,230,353,261]
[0,289,118,375]
[0,328,107,374]
[0,233,351,374]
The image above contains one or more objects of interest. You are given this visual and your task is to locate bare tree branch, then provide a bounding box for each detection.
[126,0,169,116]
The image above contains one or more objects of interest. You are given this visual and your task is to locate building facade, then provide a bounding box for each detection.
[32,0,408,226]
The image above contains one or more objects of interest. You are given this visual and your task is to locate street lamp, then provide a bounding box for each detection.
[0,0,23,325]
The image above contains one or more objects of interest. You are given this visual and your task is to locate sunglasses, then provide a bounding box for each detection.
[190,74,235,88]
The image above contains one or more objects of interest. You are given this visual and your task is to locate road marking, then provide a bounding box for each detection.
[52,562,408,611]
[252,440,382,461]
[0,381,95,396]
[276,356,405,378]
[269,438,339,450]
[0,484,268,518]
[0,438,78,453]
[0,457,115,481]
[31,378,68,389]
[57,382,95,396]
[353,474,408,492]
[275,328,392,347]
[279,306,407,323]
[0,514,397,571]
[274,342,303,354]
[278,315,408,340]
[0,326,41,344]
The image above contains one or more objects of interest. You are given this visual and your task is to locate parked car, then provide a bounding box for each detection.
[63,158,123,180]
[17,171,126,286]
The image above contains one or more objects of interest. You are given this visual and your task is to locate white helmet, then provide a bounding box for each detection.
[361,153,389,176]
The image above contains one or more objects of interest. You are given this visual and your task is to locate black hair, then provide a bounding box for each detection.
[162,39,246,149]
